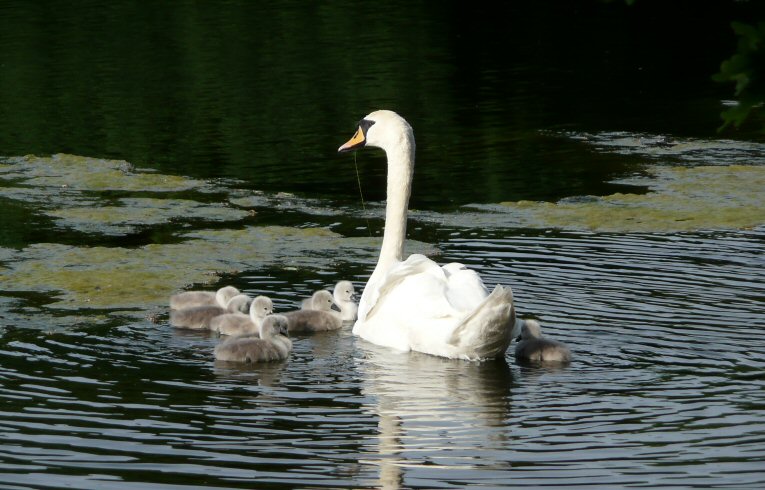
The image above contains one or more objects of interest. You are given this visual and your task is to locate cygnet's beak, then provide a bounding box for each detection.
[331,303,342,313]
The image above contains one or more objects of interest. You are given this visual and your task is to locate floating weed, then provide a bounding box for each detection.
[48,198,251,235]
[0,154,245,236]
[0,226,435,312]
[0,153,208,192]
[495,165,765,232]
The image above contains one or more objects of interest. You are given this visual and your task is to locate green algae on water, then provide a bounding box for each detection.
[0,153,207,192]
[0,226,436,311]
[48,198,251,235]
[494,165,765,232]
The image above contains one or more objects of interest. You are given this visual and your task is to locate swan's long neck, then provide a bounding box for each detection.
[376,135,414,272]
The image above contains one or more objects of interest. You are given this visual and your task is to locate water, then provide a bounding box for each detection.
[2,1,765,488]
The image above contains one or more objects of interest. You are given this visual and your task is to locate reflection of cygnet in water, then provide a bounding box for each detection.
[210,295,273,336]
[214,314,292,363]
[287,290,343,332]
[170,294,251,330]
[169,285,240,310]
[514,319,571,364]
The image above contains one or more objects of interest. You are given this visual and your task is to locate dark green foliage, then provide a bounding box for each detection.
[714,21,765,131]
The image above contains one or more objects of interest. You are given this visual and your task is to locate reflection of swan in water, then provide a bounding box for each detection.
[285,290,343,333]
[170,294,251,329]
[169,285,240,310]
[355,343,514,488]
[515,319,571,364]
[210,295,273,336]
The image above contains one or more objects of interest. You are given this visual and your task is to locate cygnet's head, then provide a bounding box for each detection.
[216,286,240,307]
[518,319,543,341]
[333,281,356,302]
[261,314,290,338]
[249,295,273,319]
[338,110,413,154]
[311,290,338,312]
[226,294,251,314]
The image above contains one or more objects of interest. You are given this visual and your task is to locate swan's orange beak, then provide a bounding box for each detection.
[338,127,366,153]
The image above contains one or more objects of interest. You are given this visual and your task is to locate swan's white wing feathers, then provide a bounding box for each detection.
[356,254,514,359]
[447,285,516,360]
[443,264,489,311]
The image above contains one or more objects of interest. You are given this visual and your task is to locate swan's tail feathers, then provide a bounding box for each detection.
[447,284,516,361]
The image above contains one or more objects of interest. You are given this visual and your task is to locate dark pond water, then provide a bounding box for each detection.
[2,1,765,488]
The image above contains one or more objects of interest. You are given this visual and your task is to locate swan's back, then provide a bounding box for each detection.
[514,320,571,363]
[213,315,292,362]
[356,254,516,360]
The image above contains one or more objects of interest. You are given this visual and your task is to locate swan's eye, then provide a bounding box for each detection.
[359,118,375,133]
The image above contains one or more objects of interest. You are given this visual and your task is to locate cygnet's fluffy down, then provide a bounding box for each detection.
[514,319,571,363]
[214,314,292,363]
[332,280,358,321]
[169,285,239,310]
[287,290,343,333]
[300,281,358,322]
[170,294,251,330]
[210,295,273,336]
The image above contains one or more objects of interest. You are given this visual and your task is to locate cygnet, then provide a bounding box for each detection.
[300,281,357,322]
[514,319,571,364]
[210,295,273,336]
[170,294,251,330]
[169,285,239,310]
[286,290,343,333]
[214,314,292,362]
[332,281,358,322]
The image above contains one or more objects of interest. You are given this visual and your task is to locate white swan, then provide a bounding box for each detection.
[285,290,343,333]
[169,285,239,310]
[210,295,273,336]
[338,110,517,361]
[214,314,292,363]
[300,281,358,322]
[170,293,251,330]
[514,319,571,364]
